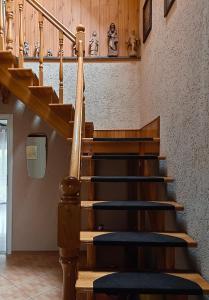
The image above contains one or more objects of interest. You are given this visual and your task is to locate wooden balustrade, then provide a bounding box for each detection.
[58,25,85,300]
[0,0,5,50]
[59,31,64,103]
[18,0,24,67]
[6,0,14,52]
[38,12,44,86]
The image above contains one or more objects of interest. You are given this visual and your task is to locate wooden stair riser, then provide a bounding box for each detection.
[8,68,39,86]
[49,104,75,122]
[29,86,59,104]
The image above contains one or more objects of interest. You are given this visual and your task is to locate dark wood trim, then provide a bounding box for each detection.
[164,0,176,17]
[24,56,141,63]
[143,0,152,43]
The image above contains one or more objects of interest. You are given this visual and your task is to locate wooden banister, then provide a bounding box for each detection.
[38,12,44,85]
[0,0,5,50]
[18,0,24,67]
[58,25,85,300]
[6,0,14,52]
[25,0,76,43]
[59,31,64,103]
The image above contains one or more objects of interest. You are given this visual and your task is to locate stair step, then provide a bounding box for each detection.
[8,68,39,86]
[81,176,173,183]
[0,51,18,66]
[49,103,75,122]
[69,121,94,138]
[81,201,184,211]
[93,137,159,142]
[82,154,165,160]
[80,232,196,247]
[29,86,59,104]
[76,271,209,295]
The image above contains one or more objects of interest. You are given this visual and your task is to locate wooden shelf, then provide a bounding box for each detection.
[24,56,141,63]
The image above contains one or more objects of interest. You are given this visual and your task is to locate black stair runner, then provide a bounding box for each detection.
[90,176,168,183]
[93,272,203,295]
[93,232,188,247]
[92,201,178,211]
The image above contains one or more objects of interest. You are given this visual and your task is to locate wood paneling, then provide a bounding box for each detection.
[13,0,140,57]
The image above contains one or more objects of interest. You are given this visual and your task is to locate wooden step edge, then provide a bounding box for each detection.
[68,137,160,143]
[80,231,197,247]
[81,176,174,183]
[81,155,166,160]
[76,272,209,294]
[80,200,184,211]
[29,86,59,103]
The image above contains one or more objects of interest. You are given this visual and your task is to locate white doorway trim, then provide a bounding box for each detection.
[0,114,13,254]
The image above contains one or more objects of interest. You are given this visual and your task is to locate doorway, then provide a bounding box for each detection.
[0,115,13,254]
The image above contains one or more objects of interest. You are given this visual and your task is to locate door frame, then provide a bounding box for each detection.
[0,114,13,254]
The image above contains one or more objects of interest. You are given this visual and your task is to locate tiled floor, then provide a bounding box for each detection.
[0,253,62,300]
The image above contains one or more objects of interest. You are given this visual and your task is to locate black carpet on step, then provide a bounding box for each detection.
[92,155,159,160]
[93,272,203,295]
[90,176,165,183]
[93,138,154,142]
[92,201,175,211]
[93,232,187,247]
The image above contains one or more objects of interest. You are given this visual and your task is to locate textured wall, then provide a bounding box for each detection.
[0,96,69,251]
[139,0,209,291]
[25,61,141,129]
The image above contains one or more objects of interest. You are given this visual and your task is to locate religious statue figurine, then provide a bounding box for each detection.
[72,42,76,57]
[127,30,140,58]
[34,42,40,57]
[107,23,119,57]
[23,41,29,56]
[47,49,53,57]
[89,31,99,56]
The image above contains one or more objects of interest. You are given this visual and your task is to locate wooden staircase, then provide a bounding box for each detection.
[0,1,209,300]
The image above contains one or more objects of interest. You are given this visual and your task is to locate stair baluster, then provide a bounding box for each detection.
[59,30,64,103]
[18,0,24,67]
[6,0,13,52]
[0,0,4,50]
[38,12,44,86]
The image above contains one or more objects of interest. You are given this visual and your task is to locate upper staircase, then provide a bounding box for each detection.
[0,1,209,300]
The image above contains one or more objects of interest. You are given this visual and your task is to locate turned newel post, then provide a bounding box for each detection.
[59,31,64,103]
[58,176,81,300]
[38,12,44,85]
[6,0,14,52]
[18,0,24,67]
[0,0,5,50]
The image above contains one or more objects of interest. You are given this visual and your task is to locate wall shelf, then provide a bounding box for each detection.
[24,56,141,63]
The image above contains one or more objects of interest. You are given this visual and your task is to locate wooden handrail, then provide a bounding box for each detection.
[25,0,76,43]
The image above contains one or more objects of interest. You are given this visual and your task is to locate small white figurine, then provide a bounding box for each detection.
[34,42,40,57]
[47,49,53,57]
[23,41,30,56]
[127,30,140,57]
[89,31,99,56]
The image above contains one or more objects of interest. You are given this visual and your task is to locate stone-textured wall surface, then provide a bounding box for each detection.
[25,61,141,129]
[139,0,209,289]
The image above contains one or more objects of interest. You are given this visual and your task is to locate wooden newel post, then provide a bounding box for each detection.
[58,176,81,300]
[76,24,85,57]
[6,0,14,52]
[59,31,64,103]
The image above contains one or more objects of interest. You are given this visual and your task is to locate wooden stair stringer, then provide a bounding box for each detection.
[0,65,72,138]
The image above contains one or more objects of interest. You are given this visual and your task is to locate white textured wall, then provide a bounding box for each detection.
[139,0,209,289]
[25,61,141,129]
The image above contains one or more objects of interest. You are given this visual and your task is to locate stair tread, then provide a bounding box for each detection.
[8,68,39,85]
[80,231,196,247]
[81,176,173,183]
[81,200,183,211]
[29,86,59,103]
[93,137,158,142]
[82,154,165,160]
[0,51,17,64]
[76,271,209,295]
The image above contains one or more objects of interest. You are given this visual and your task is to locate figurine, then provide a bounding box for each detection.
[107,23,119,57]
[58,48,64,57]
[47,49,53,57]
[89,31,99,56]
[34,42,40,57]
[127,30,140,57]
[23,41,29,56]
